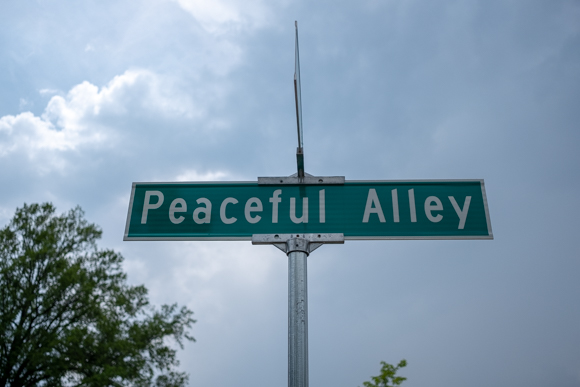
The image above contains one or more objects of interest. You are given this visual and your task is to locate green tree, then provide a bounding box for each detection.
[360,360,407,387]
[0,203,195,387]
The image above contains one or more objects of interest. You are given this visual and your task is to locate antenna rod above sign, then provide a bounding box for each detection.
[294,21,305,178]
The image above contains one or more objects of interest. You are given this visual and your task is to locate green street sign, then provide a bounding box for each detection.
[124,180,492,241]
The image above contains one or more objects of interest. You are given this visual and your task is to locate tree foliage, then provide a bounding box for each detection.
[360,360,407,387]
[0,203,195,387]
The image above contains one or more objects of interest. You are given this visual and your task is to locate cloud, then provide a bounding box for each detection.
[172,0,275,33]
[43,69,198,125]
[0,111,100,165]
[124,240,281,324]
[39,89,60,96]
[18,98,33,111]
[0,69,200,174]
[175,169,233,182]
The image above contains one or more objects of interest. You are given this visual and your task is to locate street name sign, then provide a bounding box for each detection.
[124,179,492,241]
[123,24,493,387]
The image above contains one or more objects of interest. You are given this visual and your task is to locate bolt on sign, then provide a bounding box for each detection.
[124,180,492,241]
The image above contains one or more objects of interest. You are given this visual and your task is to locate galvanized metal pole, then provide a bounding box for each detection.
[252,231,344,387]
[287,237,309,387]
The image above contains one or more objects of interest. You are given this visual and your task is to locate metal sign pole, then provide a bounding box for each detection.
[287,237,309,387]
[253,232,344,387]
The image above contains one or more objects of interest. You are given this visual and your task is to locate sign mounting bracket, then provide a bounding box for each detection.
[258,172,345,185]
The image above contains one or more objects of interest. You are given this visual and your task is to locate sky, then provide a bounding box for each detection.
[1,0,580,386]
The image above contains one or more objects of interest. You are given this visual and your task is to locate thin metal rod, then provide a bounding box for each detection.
[294,21,305,178]
[294,20,303,151]
[294,80,301,150]
[288,249,309,387]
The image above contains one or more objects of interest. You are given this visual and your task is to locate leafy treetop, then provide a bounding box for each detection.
[360,360,407,387]
[0,203,195,387]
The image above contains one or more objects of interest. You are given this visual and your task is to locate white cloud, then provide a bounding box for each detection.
[172,0,275,33]
[0,111,95,155]
[0,69,201,173]
[175,169,231,181]
[19,98,33,111]
[152,241,278,321]
[39,89,60,96]
[43,69,198,125]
